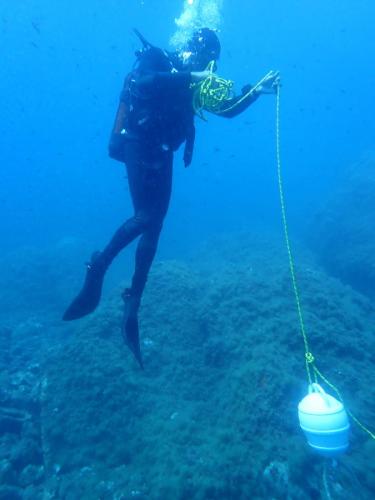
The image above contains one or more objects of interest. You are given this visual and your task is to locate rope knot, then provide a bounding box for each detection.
[305,352,315,364]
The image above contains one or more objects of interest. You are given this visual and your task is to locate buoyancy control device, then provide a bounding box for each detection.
[108,30,174,162]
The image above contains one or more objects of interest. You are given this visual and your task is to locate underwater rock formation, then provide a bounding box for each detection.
[310,154,375,298]
[0,237,90,323]
[35,235,374,499]
[0,234,374,498]
[0,323,45,498]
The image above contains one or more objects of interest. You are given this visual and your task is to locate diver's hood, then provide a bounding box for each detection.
[180,27,221,71]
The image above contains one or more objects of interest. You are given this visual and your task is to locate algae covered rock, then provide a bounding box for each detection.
[0,237,90,322]
[39,236,375,499]
[310,154,375,297]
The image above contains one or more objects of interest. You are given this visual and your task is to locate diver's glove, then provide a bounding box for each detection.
[184,148,193,167]
[183,123,196,167]
[256,70,280,95]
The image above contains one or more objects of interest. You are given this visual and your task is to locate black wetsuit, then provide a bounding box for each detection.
[105,66,194,299]
[104,52,259,300]
[102,143,173,298]
[63,45,261,366]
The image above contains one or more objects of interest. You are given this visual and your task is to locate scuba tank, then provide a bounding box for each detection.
[108,74,133,162]
[108,30,174,162]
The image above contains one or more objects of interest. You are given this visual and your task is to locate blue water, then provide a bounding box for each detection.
[1,0,374,255]
[1,1,375,498]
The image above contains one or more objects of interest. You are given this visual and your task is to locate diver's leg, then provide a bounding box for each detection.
[122,225,162,369]
[122,150,173,367]
[98,142,154,267]
[63,142,147,321]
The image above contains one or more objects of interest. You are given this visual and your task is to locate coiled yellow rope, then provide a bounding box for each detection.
[192,65,276,119]
[191,61,234,119]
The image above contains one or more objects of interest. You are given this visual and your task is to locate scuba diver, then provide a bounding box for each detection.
[63,28,279,368]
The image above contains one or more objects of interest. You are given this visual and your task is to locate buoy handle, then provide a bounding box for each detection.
[308,383,333,407]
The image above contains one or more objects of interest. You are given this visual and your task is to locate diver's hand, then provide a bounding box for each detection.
[257,70,280,94]
[191,71,211,83]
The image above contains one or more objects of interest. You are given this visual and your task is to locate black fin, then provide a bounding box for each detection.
[121,290,144,369]
[123,315,144,369]
[63,251,106,321]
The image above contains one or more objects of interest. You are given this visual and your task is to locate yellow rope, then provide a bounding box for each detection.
[214,70,275,115]
[191,61,234,119]
[275,84,375,441]
[275,85,314,385]
[313,365,375,440]
[192,67,276,118]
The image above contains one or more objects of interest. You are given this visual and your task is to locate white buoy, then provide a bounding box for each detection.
[298,383,350,457]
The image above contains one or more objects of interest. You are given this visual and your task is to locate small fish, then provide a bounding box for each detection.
[31,21,40,34]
